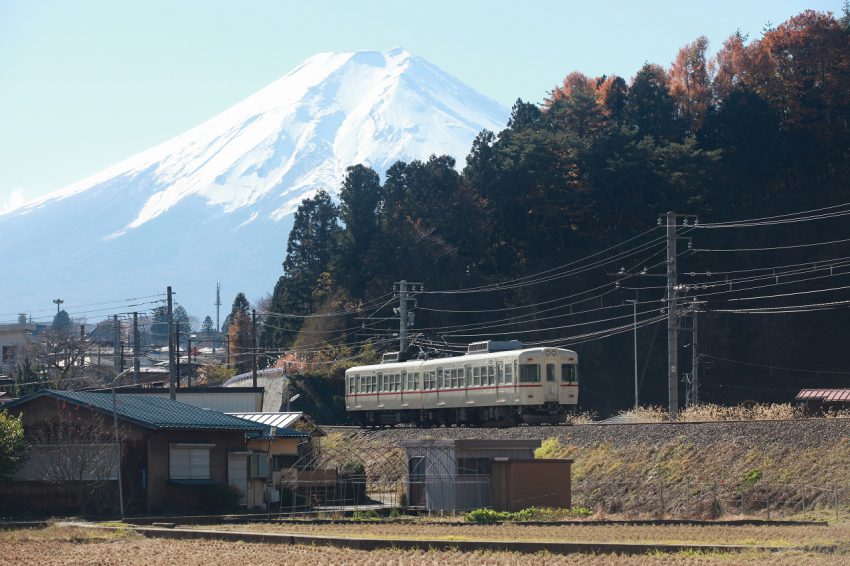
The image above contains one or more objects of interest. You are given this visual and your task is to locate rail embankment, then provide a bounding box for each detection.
[323,418,850,518]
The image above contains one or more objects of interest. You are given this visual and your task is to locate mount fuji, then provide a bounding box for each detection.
[0,48,508,322]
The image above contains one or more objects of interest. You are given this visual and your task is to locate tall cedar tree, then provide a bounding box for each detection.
[227,293,252,373]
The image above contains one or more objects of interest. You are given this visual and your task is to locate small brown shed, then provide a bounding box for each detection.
[490,458,573,512]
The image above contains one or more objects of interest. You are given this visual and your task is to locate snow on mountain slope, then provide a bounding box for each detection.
[0,48,508,321]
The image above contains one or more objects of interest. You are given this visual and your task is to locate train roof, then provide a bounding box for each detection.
[345,346,577,374]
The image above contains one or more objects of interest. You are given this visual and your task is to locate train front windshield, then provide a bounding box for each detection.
[561,363,578,383]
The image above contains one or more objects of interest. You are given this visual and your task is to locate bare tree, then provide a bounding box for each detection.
[22,328,111,390]
[27,405,122,513]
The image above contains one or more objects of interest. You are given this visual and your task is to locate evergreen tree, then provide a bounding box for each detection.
[266,191,341,349]
[52,309,71,331]
[227,293,252,373]
[338,165,382,295]
[626,63,680,141]
[202,315,214,335]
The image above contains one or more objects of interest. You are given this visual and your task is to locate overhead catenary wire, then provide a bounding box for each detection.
[422,229,667,295]
[699,353,850,375]
[693,201,850,229]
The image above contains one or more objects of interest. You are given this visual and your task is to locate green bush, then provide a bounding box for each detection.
[742,468,763,486]
[338,460,365,477]
[465,508,512,523]
[465,506,594,523]
[199,484,242,513]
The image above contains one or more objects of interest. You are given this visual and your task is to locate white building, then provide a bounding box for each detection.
[0,314,36,374]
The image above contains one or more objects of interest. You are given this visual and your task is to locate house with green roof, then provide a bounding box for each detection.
[1,390,269,515]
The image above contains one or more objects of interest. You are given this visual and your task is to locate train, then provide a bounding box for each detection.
[345,340,579,426]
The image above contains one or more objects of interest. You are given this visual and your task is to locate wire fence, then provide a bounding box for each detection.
[274,474,492,515]
[267,471,849,519]
[571,477,850,520]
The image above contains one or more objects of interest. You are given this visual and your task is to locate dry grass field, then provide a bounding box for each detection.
[0,524,848,565]
[183,520,850,548]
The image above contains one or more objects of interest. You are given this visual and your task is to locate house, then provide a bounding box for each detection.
[1,390,267,515]
[228,413,322,471]
[100,385,265,413]
[0,314,37,375]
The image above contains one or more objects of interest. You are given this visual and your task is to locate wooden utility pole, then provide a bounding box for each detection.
[167,286,176,400]
[133,312,140,385]
[175,324,180,388]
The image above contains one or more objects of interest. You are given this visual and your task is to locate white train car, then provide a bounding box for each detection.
[345,340,579,426]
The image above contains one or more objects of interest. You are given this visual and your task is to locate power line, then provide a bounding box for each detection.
[694,201,850,228]
[700,353,850,375]
[693,235,850,253]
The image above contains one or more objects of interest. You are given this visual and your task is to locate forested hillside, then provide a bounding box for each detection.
[260,10,850,415]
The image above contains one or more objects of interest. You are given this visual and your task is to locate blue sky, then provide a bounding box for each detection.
[0,0,844,210]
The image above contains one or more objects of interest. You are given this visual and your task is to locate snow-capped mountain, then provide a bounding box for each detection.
[0,48,508,322]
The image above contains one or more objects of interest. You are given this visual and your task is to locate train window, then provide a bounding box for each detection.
[519,364,540,383]
[488,366,495,385]
[472,367,480,386]
[504,365,513,384]
[395,373,402,392]
[437,369,444,389]
[561,364,578,383]
[371,374,377,393]
[348,377,355,394]
[459,368,466,387]
[546,363,555,382]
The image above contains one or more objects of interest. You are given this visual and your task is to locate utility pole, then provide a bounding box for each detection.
[665,211,679,417]
[691,300,700,407]
[112,315,120,374]
[213,283,221,355]
[187,334,193,388]
[393,281,423,355]
[215,283,221,332]
[80,324,86,367]
[132,312,140,385]
[398,280,408,354]
[251,309,258,388]
[167,286,176,400]
[175,323,181,388]
[626,299,639,409]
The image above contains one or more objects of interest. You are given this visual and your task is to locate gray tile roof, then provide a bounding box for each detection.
[8,390,264,432]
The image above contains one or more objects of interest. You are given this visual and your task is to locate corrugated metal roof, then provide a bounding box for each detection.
[227,412,316,438]
[795,389,850,403]
[228,412,304,429]
[7,390,265,431]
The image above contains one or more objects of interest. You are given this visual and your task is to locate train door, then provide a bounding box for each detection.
[496,361,505,404]
[400,370,407,407]
[545,362,558,402]
[559,362,579,405]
